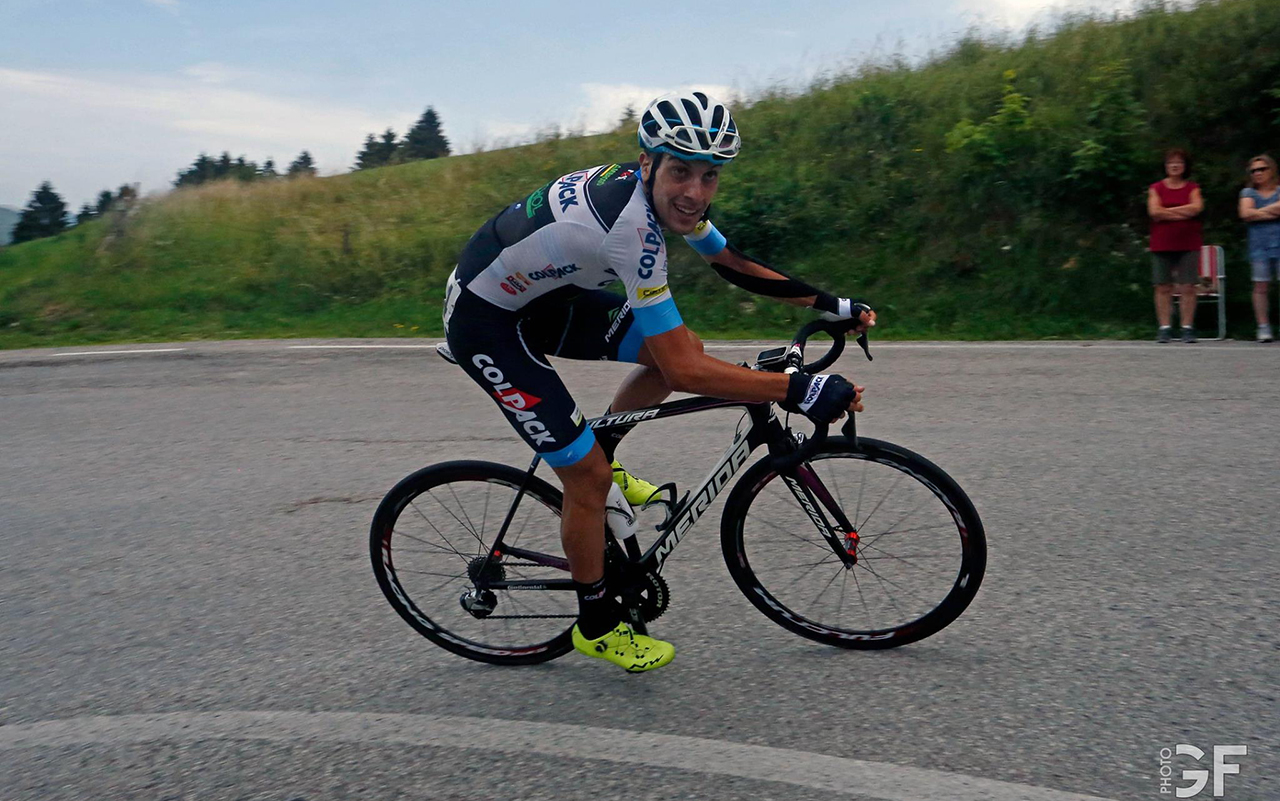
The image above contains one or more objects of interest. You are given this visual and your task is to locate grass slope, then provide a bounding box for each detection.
[2,0,1278,348]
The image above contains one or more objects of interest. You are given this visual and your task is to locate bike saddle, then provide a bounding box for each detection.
[435,341,458,364]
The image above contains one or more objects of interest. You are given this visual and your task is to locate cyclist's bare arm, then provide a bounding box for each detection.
[639,324,863,412]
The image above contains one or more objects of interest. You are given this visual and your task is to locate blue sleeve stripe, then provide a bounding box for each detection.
[633,298,683,337]
[685,221,727,256]
[541,426,596,467]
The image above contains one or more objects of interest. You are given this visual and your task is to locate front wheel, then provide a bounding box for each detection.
[720,437,985,649]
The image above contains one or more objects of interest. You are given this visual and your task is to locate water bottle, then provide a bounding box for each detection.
[605,483,638,539]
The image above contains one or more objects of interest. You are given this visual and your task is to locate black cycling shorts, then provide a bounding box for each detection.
[444,286,649,467]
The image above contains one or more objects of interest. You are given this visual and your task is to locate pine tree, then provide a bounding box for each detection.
[378,128,401,164]
[619,104,638,129]
[260,158,278,179]
[287,151,317,177]
[95,190,115,215]
[175,154,216,187]
[355,133,382,170]
[400,107,451,161]
[11,182,70,244]
[76,204,96,224]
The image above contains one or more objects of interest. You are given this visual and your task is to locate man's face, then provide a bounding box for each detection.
[639,152,720,235]
[1166,158,1185,178]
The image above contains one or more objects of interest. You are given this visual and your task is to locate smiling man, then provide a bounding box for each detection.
[440,91,873,671]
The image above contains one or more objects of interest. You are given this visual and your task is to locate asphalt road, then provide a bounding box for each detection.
[1,338,1276,800]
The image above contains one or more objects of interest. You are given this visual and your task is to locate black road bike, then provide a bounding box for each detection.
[370,319,986,665]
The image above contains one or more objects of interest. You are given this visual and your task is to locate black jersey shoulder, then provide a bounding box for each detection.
[490,175,556,247]
[583,162,642,230]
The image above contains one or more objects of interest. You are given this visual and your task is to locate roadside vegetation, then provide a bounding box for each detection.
[2,0,1278,348]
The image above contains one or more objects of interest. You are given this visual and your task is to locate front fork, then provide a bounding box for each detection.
[780,467,859,568]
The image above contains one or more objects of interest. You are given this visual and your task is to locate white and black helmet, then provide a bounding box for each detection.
[638,91,740,164]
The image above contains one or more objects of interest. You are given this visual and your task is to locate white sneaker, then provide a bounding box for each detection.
[1259,326,1274,343]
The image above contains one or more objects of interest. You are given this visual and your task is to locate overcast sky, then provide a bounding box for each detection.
[0,0,1151,210]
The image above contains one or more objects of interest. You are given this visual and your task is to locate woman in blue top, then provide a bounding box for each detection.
[1239,154,1280,342]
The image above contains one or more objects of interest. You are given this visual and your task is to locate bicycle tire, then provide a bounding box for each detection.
[720,437,985,649]
[370,460,575,665]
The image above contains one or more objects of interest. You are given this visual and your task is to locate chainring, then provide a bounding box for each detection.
[629,570,670,623]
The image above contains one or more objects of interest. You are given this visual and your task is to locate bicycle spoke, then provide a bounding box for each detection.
[855,558,930,609]
[777,554,841,594]
[392,529,463,556]
[876,493,935,543]
[858,542,956,575]
[397,568,469,580]
[405,504,472,568]
[447,482,482,548]
[823,458,846,511]
[810,566,844,611]
[854,459,868,533]
[375,471,575,660]
[509,502,538,549]
[864,521,957,538]
[732,448,980,644]
[849,570,877,630]
[428,488,485,551]
[747,509,834,554]
[856,471,906,532]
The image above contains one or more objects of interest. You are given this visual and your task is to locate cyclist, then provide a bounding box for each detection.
[442,90,874,672]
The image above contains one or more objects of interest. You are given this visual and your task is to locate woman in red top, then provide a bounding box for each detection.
[1147,149,1205,343]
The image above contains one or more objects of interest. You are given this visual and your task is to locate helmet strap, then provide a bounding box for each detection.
[644,152,663,200]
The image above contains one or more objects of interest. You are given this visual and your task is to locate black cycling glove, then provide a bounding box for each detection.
[781,373,856,424]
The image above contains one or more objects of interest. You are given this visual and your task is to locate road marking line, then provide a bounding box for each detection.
[703,342,1241,351]
[0,711,1119,801]
[287,345,437,349]
[52,348,187,356]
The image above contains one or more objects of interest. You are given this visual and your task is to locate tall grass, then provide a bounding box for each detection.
[2,0,1277,347]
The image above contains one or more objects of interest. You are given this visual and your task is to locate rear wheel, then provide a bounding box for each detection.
[720,437,985,649]
[370,460,576,665]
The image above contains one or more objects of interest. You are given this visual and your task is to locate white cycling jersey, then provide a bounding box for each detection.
[452,161,727,338]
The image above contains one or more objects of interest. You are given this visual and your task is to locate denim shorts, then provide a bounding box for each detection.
[1251,257,1280,282]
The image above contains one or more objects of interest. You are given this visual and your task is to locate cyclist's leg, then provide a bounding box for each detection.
[528,291,704,458]
[447,294,657,654]
[548,442,612,584]
[446,293,607,584]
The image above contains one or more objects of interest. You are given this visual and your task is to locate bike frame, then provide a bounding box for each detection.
[475,395,861,599]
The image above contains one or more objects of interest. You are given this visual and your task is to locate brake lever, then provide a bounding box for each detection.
[856,332,872,361]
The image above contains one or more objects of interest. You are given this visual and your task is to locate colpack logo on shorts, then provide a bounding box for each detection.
[472,355,556,446]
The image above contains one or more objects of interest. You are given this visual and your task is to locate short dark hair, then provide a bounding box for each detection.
[1247,154,1277,186]
[1164,148,1192,177]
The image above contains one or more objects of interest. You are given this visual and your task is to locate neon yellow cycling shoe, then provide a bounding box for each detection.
[572,622,676,673]
[611,460,663,507]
